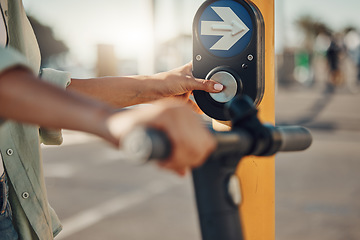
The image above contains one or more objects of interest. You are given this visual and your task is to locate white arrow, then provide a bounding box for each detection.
[201,7,250,51]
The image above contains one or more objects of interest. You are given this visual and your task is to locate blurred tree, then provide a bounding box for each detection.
[28,16,69,67]
[296,15,332,53]
[294,16,332,85]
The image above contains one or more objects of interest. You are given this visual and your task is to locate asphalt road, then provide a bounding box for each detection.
[41,82,360,240]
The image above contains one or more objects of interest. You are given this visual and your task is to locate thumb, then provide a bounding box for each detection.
[193,78,224,93]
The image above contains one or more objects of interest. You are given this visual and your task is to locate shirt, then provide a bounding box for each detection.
[0,0,71,239]
[0,2,7,47]
[0,1,7,177]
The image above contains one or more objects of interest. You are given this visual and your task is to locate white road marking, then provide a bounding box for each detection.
[56,179,181,239]
[44,163,76,178]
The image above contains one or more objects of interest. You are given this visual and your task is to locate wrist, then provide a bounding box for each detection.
[88,105,119,145]
[146,72,171,98]
[134,74,165,102]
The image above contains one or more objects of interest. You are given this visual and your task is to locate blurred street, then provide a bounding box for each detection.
[276,83,360,240]
[42,83,360,240]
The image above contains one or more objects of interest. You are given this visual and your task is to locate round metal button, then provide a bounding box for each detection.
[208,71,238,103]
[22,192,30,199]
[6,148,14,156]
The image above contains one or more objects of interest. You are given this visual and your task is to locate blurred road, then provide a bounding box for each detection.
[42,83,360,240]
[276,83,360,240]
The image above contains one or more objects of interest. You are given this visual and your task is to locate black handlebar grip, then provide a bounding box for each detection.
[122,127,171,162]
[275,126,313,152]
[213,130,253,156]
[123,126,312,162]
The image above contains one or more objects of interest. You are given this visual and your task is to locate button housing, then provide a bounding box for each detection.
[192,0,265,121]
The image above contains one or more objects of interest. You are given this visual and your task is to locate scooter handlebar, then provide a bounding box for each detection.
[275,126,313,152]
[122,125,312,162]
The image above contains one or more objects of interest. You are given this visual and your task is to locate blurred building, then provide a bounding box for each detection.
[96,44,118,77]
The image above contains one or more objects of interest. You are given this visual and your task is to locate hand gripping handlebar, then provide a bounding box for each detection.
[123,96,312,162]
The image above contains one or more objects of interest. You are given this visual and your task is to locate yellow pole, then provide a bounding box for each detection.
[238,1,275,239]
[213,1,275,239]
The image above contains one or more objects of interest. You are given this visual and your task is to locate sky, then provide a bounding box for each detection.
[277,0,360,50]
[22,0,360,69]
[22,0,204,67]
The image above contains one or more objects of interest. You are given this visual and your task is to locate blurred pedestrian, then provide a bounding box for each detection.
[326,35,343,86]
[0,0,223,239]
[344,28,360,85]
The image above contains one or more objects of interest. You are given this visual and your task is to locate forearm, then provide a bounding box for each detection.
[68,63,223,108]
[0,67,117,144]
[69,75,162,108]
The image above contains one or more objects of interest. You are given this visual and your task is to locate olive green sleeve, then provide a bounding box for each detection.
[39,68,72,145]
[0,46,35,74]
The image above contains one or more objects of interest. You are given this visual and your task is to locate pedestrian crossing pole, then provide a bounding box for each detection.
[236,0,275,238]
[211,1,275,239]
